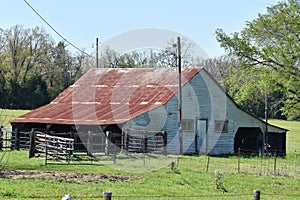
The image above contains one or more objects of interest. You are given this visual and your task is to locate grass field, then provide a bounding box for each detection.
[0,109,30,127]
[0,110,299,199]
[269,119,300,155]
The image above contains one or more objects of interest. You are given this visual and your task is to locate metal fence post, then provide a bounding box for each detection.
[254,190,260,200]
[103,191,112,200]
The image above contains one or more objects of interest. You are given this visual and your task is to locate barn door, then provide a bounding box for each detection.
[197,119,207,153]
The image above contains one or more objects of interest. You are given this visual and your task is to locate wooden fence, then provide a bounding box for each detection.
[0,126,8,149]
[28,130,121,164]
[125,130,167,154]
[10,128,31,150]
[29,131,74,165]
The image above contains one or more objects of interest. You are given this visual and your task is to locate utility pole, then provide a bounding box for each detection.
[96,38,99,68]
[177,36,183,155]
[264,85,268,156]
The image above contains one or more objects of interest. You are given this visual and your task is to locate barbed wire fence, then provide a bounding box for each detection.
[179,151,300,177]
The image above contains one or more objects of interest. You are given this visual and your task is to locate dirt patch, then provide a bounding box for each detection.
[1,170,141,184]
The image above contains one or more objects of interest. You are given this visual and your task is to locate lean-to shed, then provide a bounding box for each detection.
[11,67,287,155]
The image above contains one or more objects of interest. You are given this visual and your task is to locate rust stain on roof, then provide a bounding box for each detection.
[11,67,203,125]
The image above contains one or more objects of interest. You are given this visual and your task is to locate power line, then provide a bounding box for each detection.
[23,0,93,57]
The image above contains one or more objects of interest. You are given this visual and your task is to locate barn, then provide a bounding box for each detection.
[10,67,287,156]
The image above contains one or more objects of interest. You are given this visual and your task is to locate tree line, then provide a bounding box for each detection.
[1,0,299,120]
[0,25,86,109]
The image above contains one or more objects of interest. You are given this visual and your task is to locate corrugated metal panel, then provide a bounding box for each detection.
[11,67,203,125]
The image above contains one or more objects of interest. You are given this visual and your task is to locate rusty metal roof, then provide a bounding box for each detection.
[11,67,203,125]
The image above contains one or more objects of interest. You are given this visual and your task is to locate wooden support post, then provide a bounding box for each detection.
[125,131,128,155]
[143,131,146,166]
[105,131,110,156]
[163,131,167,155]
[113,144,116,164]
[87,131,92,156]
[29,129,36,158]
[45,141,48,166]
[103,191,112,200]
[254,190,260,200]
[15,128,20,150]
[0,125,3,150]
[274,149,277,176]
[238,147,241,173]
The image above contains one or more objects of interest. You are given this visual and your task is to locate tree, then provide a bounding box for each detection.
[198,56,285,119]
[0,25,54,108]
[96,38,200,69]
[45,41,83,99]
[198,56,233,88]
[215,0,300,119]
[0,25,85,109]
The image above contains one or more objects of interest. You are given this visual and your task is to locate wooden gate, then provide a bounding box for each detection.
[0,126,12,150]
[29,131,74,164]
[125,130,167,154]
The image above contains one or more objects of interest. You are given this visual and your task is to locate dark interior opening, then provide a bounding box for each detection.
[234,127,263,155]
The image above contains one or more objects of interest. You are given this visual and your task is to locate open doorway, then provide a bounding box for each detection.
[234,127,263,155]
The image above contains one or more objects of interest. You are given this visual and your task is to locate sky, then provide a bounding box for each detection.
[0,0,279,58]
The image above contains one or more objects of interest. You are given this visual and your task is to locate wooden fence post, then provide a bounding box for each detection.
[45,141,48,166]
[15,128,20,150]
[274,149,277,176]
[171,161,175,171]
[0,126,3,150]
[206,156,210,172]
[103,191,112,200]
[113,144,117,164]
[163,131,167,155]
[87,131,92,156]
[238,148,241,173]
[254,190,260,200]
[29,129,36,158]
[105,131,110,156]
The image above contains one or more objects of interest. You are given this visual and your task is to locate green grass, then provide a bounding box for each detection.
[0,110,300,199]
[0,109,30,127]
[269,119,300,155]
[1,151,300,199]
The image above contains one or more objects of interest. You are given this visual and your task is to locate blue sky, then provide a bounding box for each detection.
[1,0,279,58]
